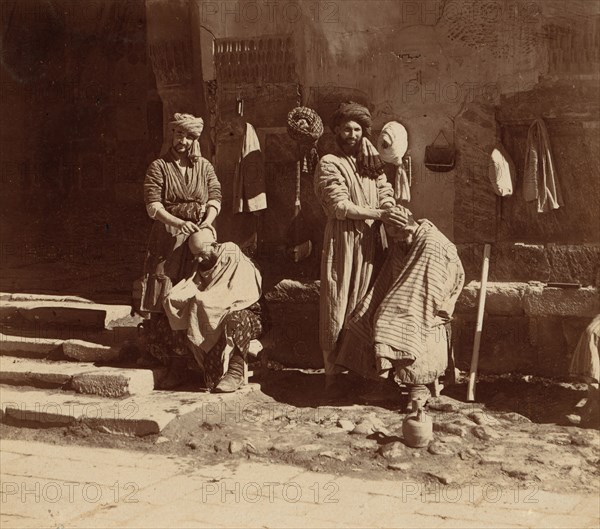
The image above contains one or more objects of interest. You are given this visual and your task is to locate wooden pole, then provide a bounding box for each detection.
[467,243,491,402]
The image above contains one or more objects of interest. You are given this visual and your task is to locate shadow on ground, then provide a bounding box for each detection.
[260,369,590,426]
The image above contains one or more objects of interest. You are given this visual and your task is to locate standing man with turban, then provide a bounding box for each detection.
[135,113,222,388]
[314,101,407,395]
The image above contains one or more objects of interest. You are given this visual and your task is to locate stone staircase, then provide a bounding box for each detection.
[0,293,255,437]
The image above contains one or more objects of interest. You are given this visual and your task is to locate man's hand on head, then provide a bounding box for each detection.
[381,207,411,228]
[179,220,200,236]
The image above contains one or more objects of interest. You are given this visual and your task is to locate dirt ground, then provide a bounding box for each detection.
[2,370,599,495]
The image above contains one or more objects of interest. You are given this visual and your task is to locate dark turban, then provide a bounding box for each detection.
[287,106,323,175]
[331,101,384,178]
[287,107,324,145]
[331,101,373,137]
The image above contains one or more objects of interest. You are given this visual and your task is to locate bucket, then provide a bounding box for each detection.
[424,130,455,172]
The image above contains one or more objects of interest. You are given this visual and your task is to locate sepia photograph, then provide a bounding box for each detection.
[0,0,599,527]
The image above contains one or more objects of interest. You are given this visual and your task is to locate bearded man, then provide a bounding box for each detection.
[314,101,406,394]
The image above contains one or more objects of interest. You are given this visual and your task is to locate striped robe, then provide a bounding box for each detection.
[336,221,464,384]
[314,150,395,370]
[137,150,222,314]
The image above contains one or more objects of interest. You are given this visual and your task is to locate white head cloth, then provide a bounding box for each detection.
[377,121,410,202]
[377,121,408,165]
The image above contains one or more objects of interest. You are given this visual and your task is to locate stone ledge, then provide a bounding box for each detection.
[456,282,527,315]
[456,282,598,318]
[267,279,599,320]
[523,285,599,317]
[0,292,93,303]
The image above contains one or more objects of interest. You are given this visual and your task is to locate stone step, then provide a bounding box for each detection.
[0,300,134,330]
[0,333,123,360]
[0,357,155,397]
[62,339,120,362]
[0,384,258,436]
[0,333,134,364]
[0,323,140,350]
[0,333,63,359]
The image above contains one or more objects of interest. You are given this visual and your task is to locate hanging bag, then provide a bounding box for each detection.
[424,130,455,172]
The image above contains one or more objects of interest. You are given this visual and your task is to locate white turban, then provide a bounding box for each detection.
[170,113,204,163]
[170,113,204,136]
[377,121,411,202]
[377,121,408,165]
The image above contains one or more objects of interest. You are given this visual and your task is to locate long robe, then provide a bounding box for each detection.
[314,148,394,368]
[137,150,222,314]
[569,314,600,384]
[336,221,464,385]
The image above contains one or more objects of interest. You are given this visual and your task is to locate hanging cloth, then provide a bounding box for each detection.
[488,142,515,197]
[523,118,563,212]
[233,123,267,214]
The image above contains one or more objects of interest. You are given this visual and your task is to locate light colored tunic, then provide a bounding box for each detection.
[314,150,394,369]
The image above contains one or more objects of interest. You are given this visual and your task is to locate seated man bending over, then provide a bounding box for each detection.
[159,227,267,392]
[336,206,464,407]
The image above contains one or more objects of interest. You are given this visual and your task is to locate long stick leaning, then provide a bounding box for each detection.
[467,243,491,402]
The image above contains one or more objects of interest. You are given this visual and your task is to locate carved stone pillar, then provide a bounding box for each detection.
[145,0,208,155]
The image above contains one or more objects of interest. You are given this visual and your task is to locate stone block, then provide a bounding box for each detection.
[527,317,570,377]
[62,339,120,363]
[457,243,551,284]
[457,244,600,286]
[547,244,600,286]
[70,368,155,398]
[453,315,535,374]
[523,285,599,317]
[265,279,320,304]
[265,301,321,368]
[456,281,526,315]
